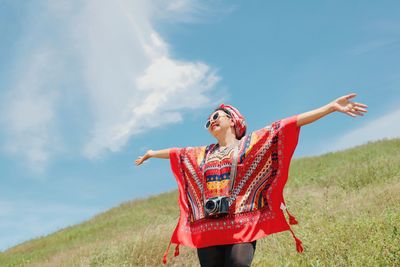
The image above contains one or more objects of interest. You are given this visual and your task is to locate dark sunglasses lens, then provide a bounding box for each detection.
[212,113,219,120]
[205,120,211,128]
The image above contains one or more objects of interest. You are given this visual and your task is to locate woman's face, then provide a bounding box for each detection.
[206,110,234,137]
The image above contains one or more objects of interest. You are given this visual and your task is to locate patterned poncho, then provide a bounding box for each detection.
[163,114,303,264]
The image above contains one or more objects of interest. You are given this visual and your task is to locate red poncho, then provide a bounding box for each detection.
[163,114,303,264]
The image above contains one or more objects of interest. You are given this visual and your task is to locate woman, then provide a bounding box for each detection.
[135,93,368,266]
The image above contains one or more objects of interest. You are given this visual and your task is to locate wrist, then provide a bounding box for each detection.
[147,150,154,158]
[325,102,336,113]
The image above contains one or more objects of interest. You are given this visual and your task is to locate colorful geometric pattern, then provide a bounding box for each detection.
[182,123,279,222]
[163,115,303,264]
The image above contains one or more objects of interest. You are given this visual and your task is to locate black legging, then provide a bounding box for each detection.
[197,241,257,267]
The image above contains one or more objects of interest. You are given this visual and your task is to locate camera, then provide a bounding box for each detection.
[204,196,229,218]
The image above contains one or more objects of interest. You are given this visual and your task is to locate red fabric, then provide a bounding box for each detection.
[163,114,302,264]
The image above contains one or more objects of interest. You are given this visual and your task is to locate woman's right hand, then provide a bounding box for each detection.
[135,150,154,166]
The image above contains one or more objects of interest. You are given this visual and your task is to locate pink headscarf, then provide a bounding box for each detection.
[218,103,247,139]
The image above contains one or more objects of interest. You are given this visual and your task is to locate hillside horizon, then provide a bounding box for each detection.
[1,137,399,266]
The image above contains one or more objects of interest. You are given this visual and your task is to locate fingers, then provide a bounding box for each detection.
[344,107,366,117]
[349,102,368,116]
[345,111,357,117]
[345,93,357,100]
[354,106,367,113]
[354,102,368,108]
[342,102,367,117]
[352,109,364,116]
[134,156,144,166]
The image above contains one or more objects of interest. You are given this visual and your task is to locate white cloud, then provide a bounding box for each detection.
[154,0,236,23]
[318,108,400,154]
[1,0,224,167]
[73,0,221,158]
[1,48,61,173]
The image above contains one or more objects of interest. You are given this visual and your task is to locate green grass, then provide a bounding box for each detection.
[1,138,399,267]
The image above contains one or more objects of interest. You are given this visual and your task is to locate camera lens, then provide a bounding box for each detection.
[205,200,216,212]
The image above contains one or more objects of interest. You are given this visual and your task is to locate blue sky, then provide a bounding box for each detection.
[1,0,399,252]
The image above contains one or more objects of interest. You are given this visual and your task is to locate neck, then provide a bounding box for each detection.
[216,132,238,147]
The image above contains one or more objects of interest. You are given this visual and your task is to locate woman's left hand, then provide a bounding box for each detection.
[329,93,368,117]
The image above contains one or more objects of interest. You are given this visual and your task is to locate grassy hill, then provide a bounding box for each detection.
[1,138,399,267]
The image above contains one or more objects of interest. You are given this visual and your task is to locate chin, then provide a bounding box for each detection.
[209,131,218,137]
[211,129,220,135]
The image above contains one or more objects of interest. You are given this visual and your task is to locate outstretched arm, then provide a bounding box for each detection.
[135,149,171,166]
[296,93,368,127]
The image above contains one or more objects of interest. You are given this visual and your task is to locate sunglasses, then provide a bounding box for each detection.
[205,112,231,129]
